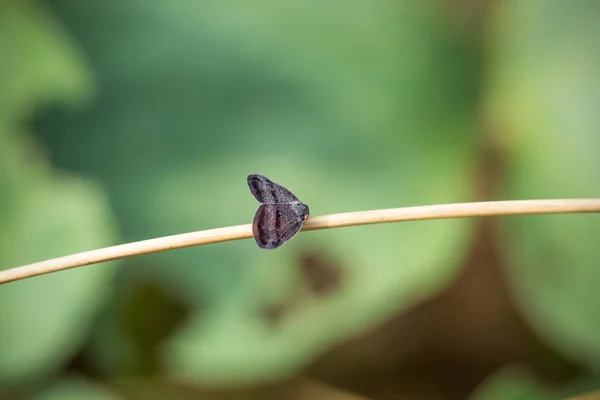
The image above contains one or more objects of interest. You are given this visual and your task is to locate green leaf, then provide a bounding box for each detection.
[32,377,118,400]
[469,368,553,400]
[469,368,600,400]
[490,0,600,371]
[0,135,117,384]
[0,2,114,385]
[0,1,92,125]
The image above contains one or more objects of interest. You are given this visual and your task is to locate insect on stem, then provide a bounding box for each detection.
[0,198,599,285]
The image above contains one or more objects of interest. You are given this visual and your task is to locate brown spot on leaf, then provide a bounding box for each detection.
[298,250,344,297]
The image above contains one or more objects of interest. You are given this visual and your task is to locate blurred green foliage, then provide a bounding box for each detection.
[31,377,117,400]
[491,0,600,374]
[0,0,599,398]
[36,0,477,386]
[0,1,117,387]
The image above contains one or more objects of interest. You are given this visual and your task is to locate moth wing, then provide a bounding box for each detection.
[252,204,305,250]
[247,174,299,204]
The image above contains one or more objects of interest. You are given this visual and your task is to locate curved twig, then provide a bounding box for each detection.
[1,198,599,285]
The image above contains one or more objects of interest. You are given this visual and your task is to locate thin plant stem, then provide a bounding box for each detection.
[1,198,599,285]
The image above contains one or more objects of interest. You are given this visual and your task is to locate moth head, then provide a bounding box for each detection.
[292,202,310,219]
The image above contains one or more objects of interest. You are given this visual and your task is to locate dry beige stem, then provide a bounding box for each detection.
[1,199,599,285]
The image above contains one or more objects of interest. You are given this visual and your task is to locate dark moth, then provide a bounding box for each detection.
[247,174,309,250]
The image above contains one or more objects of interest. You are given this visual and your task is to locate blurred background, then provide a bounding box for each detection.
[1,1,599,399]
